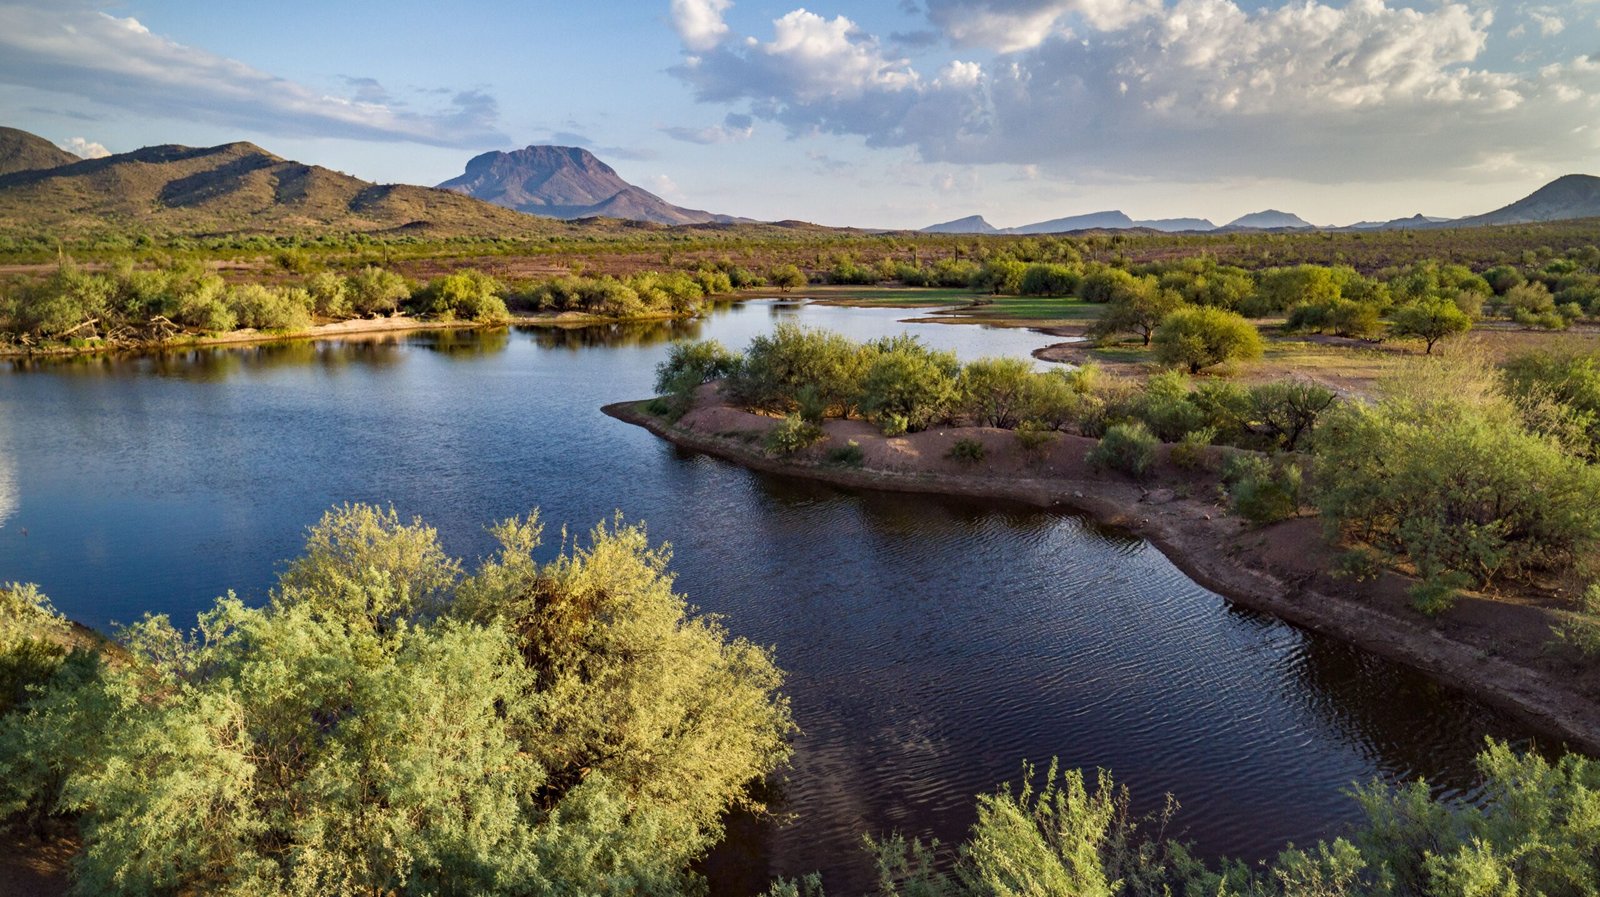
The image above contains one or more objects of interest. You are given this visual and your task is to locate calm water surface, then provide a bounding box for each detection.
[0,301,1553,894]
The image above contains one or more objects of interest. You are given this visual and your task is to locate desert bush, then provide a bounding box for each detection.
[1246,380,1337,452]
[1015,420,1058,460]
[1223,454,1302,524]
[1169,427,1218,471]
[826,440,865,466]
[1088,278,1185,346]
[766,413,825,455]
[225,283,312,331]
[1553,584,1600,657]
[1152,307,1264,373]
[857,337,960,433]
[958,357,1038,428]
[727,324,866,416]
[1315,354,1600,587]
[947,438,987,465]
[1018,263,1080,296]
[420,269,509,322]
[345,266,409,316]
[1501,346,1600,460]
[1087,421,1158,477]
[306,270,350,317]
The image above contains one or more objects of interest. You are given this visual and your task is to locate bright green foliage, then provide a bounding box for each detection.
[305,270,349,317]
[345,265,410,316]
[1168,427,1217,471]
[1130,371,1207,442]
[1286,298,1381,339]
[420,269,509,322]
[1251,265,1342,316]
[1245,380,1337,452]
[1088,278,1185,346]
[857,336,960,432]
[1014,421,1057,461]
[1018,263,1080,297]
[769,264,807,291]
[1390,298,1472,353]
[1087,422,1158,478]
[727,324,867,416]
[826,440,865,466]
[1223,454,1303,525]
[975,260,1027,295]
[1151,307,1264,373]
[959,357,1043,429]
[224,282,313,331]
[1077,266,1139,304]
[1501,347,1600,460]
[1315,355,1600,587]
[767,413,826,455]
[1553,584,1600,656]
[654,339,742,418]
[0,263,114,337]
[0,506,792,897]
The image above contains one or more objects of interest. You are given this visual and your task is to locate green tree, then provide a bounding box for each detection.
[1151,307,1264,374]
[769,264,807,292]
[1089,278,1185,346]
[1389,298,1470,354]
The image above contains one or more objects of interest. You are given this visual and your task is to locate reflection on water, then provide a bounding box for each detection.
[0,299,1562,895]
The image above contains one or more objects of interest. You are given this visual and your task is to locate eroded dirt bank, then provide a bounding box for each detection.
[606,386,1600,754]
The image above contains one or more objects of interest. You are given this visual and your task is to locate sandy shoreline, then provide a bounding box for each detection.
[606,390,1600,754]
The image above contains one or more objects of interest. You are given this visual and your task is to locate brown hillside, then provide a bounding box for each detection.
[0,126,80,177]
[0,134,558,237]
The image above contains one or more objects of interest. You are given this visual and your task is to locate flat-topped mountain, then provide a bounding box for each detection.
[0,129,549,236]
[1453,174,1600,227]
[438,145,741,226]
[921,214,998,234]
[0,126,80,176]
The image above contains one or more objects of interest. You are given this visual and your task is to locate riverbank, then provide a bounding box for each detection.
[607,386,1600,754]
[0,309,695,360]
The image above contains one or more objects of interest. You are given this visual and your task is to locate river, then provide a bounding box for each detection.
[0,300,1549,894]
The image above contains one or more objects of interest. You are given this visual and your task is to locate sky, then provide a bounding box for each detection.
[1,0,1598,229]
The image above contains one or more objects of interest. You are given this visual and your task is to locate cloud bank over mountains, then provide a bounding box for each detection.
[668,0,1600,183]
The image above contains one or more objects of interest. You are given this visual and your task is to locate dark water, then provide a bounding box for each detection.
[0,301,1552,894]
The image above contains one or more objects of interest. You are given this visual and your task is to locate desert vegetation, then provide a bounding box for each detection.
[653,326,1600,621]
[0,506,792,896]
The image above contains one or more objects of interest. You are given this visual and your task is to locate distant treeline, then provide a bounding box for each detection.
[6,215,1600,276]
[0,258,762,346]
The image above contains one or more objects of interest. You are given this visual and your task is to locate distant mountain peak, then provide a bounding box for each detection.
[1224,209,1313,229]
[921,214,998,234]
[439,144,741,226]
[1455,174,1600,227]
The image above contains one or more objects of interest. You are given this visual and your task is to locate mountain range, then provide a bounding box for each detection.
[436,145,744,226]
[923,176,1600,235]
[2,125,1599,238]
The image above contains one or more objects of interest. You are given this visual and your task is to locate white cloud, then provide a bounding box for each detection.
[57,136,108,158]
[671,0,1600,184]
[649,173,683,197]
[926,0,1165,52]
[0,2,504,147]
[671,0,734,51]
[1528,7,1565,36]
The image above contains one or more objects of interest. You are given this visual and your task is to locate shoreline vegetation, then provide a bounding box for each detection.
[608,324,1600,755]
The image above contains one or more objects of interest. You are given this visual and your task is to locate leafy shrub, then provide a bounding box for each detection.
[1223,453,1302,524]
[1316,355,1600,587]
[345,266,409,316]
[421,269,508,322]
[225,283,312,330]
[826,440,864,467]
[654,339,741,397]
[1018,263,1080,296]
[1169,427,1218,471]
[1088,277,1185,346]
[959,356,1037,428]
[947,438,986,465]
[1554,584,1600,657]
[1246,380,1337,452]
[857,336,959,432]
[1087,421,1158,477]
[768,264,806,291]
[1152,307,1264,373]
[879,413,909,437]
[1132,371,1206,442]
[306,270,350,317]
[766,413,825,455]
[1409,571,1471,615]
[726,324,866,416]
[1015,420,1058,460]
